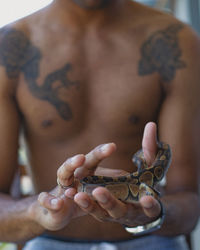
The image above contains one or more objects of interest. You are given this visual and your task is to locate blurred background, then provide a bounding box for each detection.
[0,0,199,249]
[136,0,200,34]
[0,0,199,34]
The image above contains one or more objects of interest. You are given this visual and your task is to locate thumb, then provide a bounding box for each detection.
[142,122,157,165]
[140,195,161,219]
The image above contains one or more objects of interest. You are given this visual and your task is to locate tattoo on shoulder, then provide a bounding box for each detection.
[0,28,78,121]
[138,23,186,82]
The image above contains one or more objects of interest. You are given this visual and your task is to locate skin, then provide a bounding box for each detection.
[0,0,200,244]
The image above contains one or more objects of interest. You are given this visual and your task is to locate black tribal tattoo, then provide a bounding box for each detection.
[138,24,186,82]
[0,28,78,120]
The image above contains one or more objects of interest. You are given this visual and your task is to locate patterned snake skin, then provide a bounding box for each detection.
[78,142,172,203]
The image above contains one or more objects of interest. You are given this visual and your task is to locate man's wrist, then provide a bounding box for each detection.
[26,196,46,234]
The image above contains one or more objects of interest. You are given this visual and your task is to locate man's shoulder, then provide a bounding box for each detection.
[129,3,199,52]
[0,8,46,89]
[129,2,200,86]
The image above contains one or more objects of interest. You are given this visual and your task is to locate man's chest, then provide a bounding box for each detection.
[16,36,163,140]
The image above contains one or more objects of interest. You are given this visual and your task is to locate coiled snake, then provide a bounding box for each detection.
[78,142,171,203]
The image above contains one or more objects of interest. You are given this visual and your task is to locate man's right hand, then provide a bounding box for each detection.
[27,155,86,231]
[28,143,118,231]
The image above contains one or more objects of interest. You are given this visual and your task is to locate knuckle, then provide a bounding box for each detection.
[61,161,68,171]
[86,203,96,213]
[86,201,102,214]
[57,165,65,177]
[91,145,103,158]
[94,149,102,160]
[105,199,117,211]
[57,164,69,178]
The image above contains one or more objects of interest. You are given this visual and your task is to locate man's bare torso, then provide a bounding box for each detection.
[1,0,185,240]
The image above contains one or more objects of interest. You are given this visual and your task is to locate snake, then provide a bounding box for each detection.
[78,142,172,203]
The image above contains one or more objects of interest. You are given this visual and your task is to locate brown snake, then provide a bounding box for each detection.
[78,142,172,203]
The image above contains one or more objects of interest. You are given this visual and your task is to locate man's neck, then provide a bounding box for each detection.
[50,0,128,30]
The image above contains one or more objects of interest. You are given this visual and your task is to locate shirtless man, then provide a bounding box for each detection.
[0,0,199,249]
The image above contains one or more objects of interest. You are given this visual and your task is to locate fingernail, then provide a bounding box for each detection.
[51,199,58,207]
[142,200,154,209]
[38,192,46,201]
[65,189,76,199]
[100,144,110,153]
[78,199,89,208]
[96,193,108,204]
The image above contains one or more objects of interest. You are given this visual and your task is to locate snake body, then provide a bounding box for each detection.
[78,142,171,203]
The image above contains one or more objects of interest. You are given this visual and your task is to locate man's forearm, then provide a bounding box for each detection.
[158,192,200,236]
[0,193,45,243]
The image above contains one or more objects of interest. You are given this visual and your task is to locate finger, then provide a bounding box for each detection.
[142,122,157,165]
[57,154,85,187]
[74,143,117,179]
[92,187,127,219]
[38,192,63,212]
[140,195,161,218]
[74,192,109,222]
[64,188,77,199]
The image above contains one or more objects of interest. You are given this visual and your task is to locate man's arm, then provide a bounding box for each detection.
[0,73,89,243]
[0,72,86,243]
[0,63,47,242]
[157,24,200,235]
[0,27,86,243]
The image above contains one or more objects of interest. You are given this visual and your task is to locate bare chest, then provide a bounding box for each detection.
[16,33,162,143]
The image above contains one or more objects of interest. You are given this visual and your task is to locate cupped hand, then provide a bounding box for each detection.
[33,122,162,231]
[31,142,119,231]
[66,122,162,227]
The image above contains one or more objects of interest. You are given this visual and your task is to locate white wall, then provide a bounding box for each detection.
[0,0,53,28]
[174,0,191,24]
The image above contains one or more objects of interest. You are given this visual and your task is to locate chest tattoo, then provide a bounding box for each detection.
[0,28,78,120]
[138,24,186,82]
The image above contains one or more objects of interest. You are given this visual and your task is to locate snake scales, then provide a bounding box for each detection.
[78,142,171,203]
